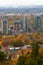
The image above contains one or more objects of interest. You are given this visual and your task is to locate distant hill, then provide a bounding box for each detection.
[0,5,43,14]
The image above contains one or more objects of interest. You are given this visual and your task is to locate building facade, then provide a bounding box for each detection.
[35,16,41,32]
[1,21,8,35]
[0,14,43,35]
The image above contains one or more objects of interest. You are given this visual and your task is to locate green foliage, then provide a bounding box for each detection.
[0,51,7,62]
[0,46,11,63]
[17,41,43,65]
[17,55,26,65]
[36,56,42,65]
[26,58,37,65]
[31,42,40,58]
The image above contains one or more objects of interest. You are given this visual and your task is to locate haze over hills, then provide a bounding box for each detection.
[0,5,43,14]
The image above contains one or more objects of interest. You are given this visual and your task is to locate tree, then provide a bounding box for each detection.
[26,58,37,65]
[31,41,40,58]
[0,51,7,62]
[17,41,43,65]
[17,55,26,65]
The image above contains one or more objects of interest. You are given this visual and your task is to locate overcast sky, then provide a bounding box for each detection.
[0,0,43,7]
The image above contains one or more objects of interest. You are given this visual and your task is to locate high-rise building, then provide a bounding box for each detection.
[1,21,8,35]
[26,19,31,32]
[22,16,27,32]
[14,20,22,30]
[8,25,14,35]
[35,16,41,31]
[14,19,23,35]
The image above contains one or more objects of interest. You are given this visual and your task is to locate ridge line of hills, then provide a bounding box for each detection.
[0,5,43,14]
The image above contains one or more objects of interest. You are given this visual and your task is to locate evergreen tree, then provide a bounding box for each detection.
[17,55,26,65]
[0,51,7,62]
[31,41,40,58]
[17,41,43,65]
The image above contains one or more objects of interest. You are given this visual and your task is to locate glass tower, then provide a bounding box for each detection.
[23,16,27,32]
[3,21,8,35]
[35,16,41,32]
